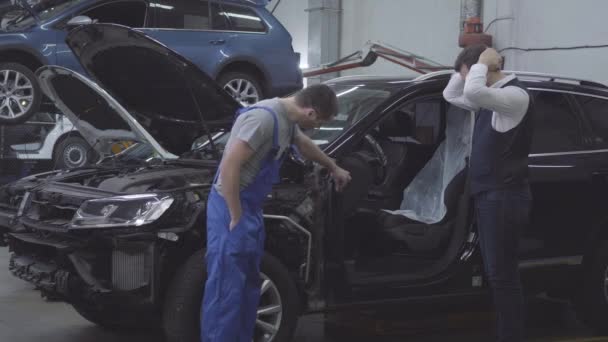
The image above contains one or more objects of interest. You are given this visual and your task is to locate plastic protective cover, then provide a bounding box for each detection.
[384,105,474,224]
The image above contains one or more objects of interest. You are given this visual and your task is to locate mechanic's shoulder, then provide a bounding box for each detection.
[241,107,274,130]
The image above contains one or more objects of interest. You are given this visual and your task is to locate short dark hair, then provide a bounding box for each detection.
[454,44,488,71]
[294,84,338,120]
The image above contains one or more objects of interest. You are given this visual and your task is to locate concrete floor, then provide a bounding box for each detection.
[0,247,606,342]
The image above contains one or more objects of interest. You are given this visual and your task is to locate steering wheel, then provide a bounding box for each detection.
[362,134,387,184]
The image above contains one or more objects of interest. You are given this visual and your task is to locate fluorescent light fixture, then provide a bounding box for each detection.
[150,3,173,10]
[219,12,261,21]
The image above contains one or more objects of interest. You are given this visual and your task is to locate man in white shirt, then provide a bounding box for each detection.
[443,45,534,342]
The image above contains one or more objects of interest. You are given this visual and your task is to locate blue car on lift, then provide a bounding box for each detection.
[0,0,302,124]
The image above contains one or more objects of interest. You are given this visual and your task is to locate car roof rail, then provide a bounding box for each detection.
[413,70,453,81]
[324,74,397,83]
[413,70,608,89]
[505,71,608,88]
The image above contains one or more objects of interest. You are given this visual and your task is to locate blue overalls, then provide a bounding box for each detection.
[201,106,292,342]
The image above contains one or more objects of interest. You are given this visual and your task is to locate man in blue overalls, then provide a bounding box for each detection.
[201,84,352,341]
[444,45,533,342]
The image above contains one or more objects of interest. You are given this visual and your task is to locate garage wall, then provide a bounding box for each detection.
[266,0,310,68]
[270,0,608,84]
[485,0,608,84]
[339,0,461,78]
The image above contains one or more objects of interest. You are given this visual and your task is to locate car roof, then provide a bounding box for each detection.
[218,0,268,7]
[326,70,608,97]
[324,75,416,92]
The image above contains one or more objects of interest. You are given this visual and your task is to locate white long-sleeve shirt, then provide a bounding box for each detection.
[442,64,530,132]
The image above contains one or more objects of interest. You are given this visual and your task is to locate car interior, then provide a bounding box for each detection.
[335,96,475,284]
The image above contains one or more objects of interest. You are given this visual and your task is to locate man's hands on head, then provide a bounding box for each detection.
[478,48,503,72]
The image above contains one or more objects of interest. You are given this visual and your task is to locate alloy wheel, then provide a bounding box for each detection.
[0,69,35,120]
[254,273,283,342]
[223,78,260,106]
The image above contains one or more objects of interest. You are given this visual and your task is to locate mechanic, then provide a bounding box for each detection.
[201,84,352,342]
[443,45,533,342]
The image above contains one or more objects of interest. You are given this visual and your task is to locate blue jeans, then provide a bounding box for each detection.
[474,185,532,342]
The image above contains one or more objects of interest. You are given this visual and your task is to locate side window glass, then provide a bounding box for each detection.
[577,95,608,148]
[154,0,209,30]
[210,2,230,30]
[530,91,584,154]
[397,100,442,145]
[82,1,146,27]
[218,3,265,32]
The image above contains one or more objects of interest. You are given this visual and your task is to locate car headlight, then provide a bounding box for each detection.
[70,194,174,229]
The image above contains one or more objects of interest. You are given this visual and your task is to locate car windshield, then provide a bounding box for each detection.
[112,82,400,162]
[308,83,395,146]
[1,0,83,29]
[188,83,399,155]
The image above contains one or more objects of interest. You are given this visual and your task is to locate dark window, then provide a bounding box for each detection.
[530,91,584,154]
[577,95,608,147]
[82,1,146,27]
[395,100,443,145]
[154,0,210,30]
[218,3,265,32]
[210,2,230,30]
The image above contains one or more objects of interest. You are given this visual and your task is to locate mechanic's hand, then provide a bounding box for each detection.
[229,212,242,231]
[478,48,502,72]
[331,166,352,192]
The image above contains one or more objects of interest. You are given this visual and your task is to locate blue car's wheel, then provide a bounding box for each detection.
[220,72,264,106]
[0,62,41,125]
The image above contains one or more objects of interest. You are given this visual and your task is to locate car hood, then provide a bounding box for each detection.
[40,23,241,157]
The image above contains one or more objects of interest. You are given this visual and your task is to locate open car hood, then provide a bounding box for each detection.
[40,23,241,157]
[37,65,177,159]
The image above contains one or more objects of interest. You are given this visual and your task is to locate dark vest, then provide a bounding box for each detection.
[470,78,534,195]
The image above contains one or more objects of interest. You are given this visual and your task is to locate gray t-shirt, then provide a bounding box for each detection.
[215,98,298,194]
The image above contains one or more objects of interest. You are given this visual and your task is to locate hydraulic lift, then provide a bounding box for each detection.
[302,41,452,78]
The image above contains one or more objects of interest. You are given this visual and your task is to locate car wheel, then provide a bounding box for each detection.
[576,241,608,334]
[163,249,300,342]
[0,62,41,125]
[219,71,264,106]
[72,301,160,331]
[53,136,99,169]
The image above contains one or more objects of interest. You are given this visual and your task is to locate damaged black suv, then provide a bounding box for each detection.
[3,23,608,342]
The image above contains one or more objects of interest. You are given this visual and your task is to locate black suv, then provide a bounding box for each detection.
[3,24,608,342]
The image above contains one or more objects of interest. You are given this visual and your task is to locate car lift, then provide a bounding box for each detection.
[302,41,452,77]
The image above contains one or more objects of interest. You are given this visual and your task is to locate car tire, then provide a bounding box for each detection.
[576,241,608,334]
[71,301,160,331]
[53,136,99,169]
[0,62,42,125]
[163,249,300,342]
[219,71,264,106]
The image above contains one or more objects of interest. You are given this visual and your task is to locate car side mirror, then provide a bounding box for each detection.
[66,15,93,26]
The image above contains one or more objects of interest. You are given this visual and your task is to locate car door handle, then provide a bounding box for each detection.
[209,39,225,45]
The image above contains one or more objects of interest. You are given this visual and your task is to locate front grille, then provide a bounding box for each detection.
[112,242,154,291]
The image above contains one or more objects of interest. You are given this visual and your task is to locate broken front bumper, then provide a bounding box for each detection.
[8,232,159,304]
[0,209,18,247]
